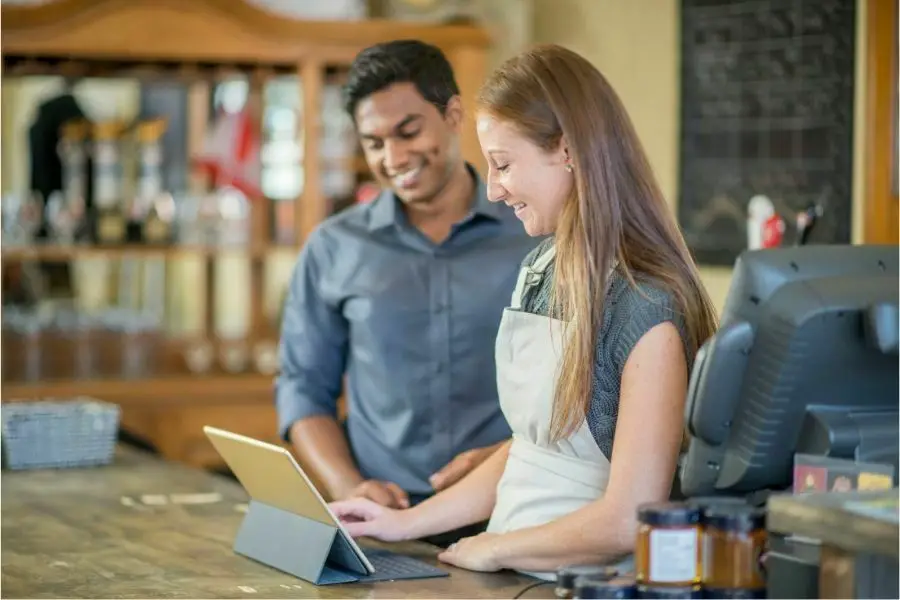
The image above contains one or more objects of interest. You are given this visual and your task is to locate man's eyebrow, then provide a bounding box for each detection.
[359,114,423,139]
[393,114,423,132]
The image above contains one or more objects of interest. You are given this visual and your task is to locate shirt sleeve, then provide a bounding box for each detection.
[587,281,690,458]
[610,285,689,380]
[274,228,349,441]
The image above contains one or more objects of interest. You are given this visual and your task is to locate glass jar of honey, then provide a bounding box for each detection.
[702,505,767,598]
[635,502,701,588]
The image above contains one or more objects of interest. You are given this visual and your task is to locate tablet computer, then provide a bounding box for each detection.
[203,426,448,584]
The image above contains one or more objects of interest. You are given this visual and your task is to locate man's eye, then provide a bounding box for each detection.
[364,140,383,151]
[398,129,420,140]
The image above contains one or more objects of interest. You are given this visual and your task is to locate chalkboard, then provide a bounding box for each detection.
[678,0,857,266]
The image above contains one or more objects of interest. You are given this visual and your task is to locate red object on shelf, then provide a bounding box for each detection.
[193,108,262,199]
[761,214,786,249]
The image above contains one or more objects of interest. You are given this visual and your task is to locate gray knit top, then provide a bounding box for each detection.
[518,238,691,460]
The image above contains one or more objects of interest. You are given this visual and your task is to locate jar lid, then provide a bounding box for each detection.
[556,564,618,589]
[636,584,703,599]
[637,502,701,527]
[575,576,636,599]
[703,505,766,532]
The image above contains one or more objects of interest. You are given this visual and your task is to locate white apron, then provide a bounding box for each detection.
[486,243,632,580]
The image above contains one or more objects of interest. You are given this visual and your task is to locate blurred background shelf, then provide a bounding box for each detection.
[1,373,273,404]
[0,0,490,470]
[1,244,296,261]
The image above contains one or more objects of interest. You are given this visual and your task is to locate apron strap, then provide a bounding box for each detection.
[510,244,557,310]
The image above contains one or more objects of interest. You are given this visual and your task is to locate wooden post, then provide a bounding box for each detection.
[247,73,267,342]
[451,45,488,177]
[862,0,899,244]
[298,60,324,245]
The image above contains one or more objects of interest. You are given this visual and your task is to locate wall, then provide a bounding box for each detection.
[532,0,870,314]
[474,0,534,71]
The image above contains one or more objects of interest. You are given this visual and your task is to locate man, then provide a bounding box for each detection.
[275,40,537,543]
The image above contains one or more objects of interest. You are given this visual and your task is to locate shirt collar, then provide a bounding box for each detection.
[367,163,504,231]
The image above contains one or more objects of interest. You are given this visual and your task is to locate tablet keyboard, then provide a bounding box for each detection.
[356,548,449,582]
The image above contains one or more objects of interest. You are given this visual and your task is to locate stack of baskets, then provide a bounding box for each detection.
[1,397,120,470]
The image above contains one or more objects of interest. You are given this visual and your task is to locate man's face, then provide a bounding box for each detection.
[354,82,462,206]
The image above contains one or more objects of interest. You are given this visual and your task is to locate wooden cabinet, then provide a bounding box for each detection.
[1,0,491,469]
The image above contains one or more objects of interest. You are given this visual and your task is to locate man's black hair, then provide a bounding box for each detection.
[343,39,460,119]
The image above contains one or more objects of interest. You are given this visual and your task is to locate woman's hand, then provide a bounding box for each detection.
[328,498,413,542]
[437,533,503,572]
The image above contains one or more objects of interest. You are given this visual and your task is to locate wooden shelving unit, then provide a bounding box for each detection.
[1,0,491,468]
[0,244,285,261]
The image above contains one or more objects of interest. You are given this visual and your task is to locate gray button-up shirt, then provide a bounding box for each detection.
[275,168,539,495]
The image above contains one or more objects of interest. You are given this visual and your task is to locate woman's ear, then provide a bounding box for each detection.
[559,137,573,170]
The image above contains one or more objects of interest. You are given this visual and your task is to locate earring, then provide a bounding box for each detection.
[565,163,573,173]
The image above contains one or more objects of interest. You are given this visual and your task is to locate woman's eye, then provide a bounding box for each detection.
[495,164,510,173]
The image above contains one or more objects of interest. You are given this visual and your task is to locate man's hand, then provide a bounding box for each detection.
[429,441,506,492]
[345,479,410,509]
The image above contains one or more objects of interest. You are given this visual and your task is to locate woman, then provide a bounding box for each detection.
[329,44,718,578]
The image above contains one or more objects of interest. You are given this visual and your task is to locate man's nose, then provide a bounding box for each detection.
[383,140,411,172]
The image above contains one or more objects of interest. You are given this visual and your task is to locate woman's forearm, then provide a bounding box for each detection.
[492,497,636,572]
[404,441,511,540]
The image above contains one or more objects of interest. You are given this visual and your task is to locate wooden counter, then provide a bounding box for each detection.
[1,445,551,599]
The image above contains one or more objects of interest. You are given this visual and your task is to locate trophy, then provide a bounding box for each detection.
[46,191,84,245]
[132,118,174,244]
[91,120,127,244]
[213,186,250,247]
[1,192,42,247]
[218,335,249,373]
[184,339,214,374]
[51,120,89,244]
[253,340,279,375]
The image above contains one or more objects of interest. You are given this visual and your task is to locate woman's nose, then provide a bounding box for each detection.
[486,177,507,203]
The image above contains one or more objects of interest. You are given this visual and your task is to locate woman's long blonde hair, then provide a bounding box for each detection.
[478,44,718,440]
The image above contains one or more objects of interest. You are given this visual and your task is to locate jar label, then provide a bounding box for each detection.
[649,528,698,583]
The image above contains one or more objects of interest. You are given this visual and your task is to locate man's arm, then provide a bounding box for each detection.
[275,231,360,501]
[289,417,360,501]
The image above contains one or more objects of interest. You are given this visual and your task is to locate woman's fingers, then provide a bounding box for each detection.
[329,497,383,522]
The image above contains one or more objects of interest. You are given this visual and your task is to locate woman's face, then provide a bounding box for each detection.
[476,112,573,236]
